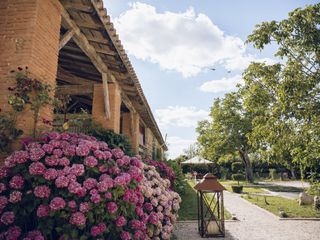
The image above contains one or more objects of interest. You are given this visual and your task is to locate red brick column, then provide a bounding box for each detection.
[131,113,140,155]
[92,82,121,133]
[0,0,62,136]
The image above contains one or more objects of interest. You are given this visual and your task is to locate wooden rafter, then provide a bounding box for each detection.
[59,29,75,50]
[57,67,94,85]
[61,6,112,118]
[102,73,111,119]
[56,84,93,96]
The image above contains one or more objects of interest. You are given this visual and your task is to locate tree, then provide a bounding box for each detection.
[197,92,255,182]
[183,143,201,159]
[244,3,320,179]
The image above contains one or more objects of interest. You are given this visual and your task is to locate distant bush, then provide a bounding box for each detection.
[231,185,243,193]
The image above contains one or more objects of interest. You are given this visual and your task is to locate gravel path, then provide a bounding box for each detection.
[174,191,320,240]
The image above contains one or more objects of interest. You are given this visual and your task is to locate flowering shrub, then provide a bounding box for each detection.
[144,159,176,188]
[141,165,181,239]
[0,132,180,239]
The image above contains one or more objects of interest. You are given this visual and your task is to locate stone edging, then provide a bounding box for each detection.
[279,218,320,221]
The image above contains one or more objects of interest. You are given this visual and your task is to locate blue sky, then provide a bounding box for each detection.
[103,0,318,158]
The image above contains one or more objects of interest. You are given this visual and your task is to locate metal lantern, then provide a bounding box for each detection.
[194,173,226,238]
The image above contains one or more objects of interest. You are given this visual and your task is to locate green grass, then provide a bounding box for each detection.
[261,185,304,192]
[224,185,266,194]
[242,194,320,218]
[178,180,231,220]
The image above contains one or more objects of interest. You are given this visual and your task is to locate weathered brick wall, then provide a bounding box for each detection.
[0,0,62,136]
[92,82,121,134]
[145,127,153,158]
[121,112,132,137]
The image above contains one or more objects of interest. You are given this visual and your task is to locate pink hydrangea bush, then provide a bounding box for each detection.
[0,132,151,239]
[141,165,181,240]
[144,159,176,188]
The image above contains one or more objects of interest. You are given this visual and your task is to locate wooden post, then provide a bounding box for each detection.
[102,73,111,119]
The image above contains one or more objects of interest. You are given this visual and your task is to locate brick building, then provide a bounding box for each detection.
[0,0,167,159]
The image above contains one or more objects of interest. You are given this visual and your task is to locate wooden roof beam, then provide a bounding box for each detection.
[56,84,93,96]
[57,67,95,85]
[61,7,113,118]
[59,29,75,50]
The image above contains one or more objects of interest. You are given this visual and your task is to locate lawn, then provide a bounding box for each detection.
[224,185,266,194]
[178,180,231,220]
[242,194,320,218]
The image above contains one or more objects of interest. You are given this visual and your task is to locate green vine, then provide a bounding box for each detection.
[8,66,53,138]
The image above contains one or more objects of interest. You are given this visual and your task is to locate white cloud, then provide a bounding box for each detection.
[114,2,257,77]
[225,56,277,71]
[167,136,195,159]
[155,106,209,128]
[200,74,244,93]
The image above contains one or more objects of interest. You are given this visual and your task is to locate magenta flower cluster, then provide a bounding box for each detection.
[144,159,176,188]
[0,132,180,240]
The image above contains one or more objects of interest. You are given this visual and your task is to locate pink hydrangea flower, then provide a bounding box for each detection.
[29,147,45,161]
[9,191,22,203]
[120,231,131,240]
[0,196,8,211]
[90,194,101,204]
[48,132,61,140]
[130,220,141,229]
[116,216,127,227]
[9,175,24,189]
[52,149,63,158]
[76,187,87,198]
[104,192,112,199]
[98,142,108,150]
[63,145,76,156]
[0,167,9,179]
[5,156,16,168]
[83,178,97,190]
[112,148,124,159]
[25,230,44,240]
[58,157,70,167]
[29,162,46,175]
[84,156,98,168]
[104,151,112,159]
[76,145,90,157]
[90,223,106,237]
[70,164,85,176]
[134,230,143,239]
[0,211,14,225]
[94,150,106,160]
[45,156,59,167]
[12,150,29,164]
[148,212,160,225]
[60,133,70,140]
[97,180,112,192]
[50,197,66,211]
[5,226,21,240]
[68,181,81,194]
[68,200,77,209]
[44,168,58,181]
[0,183,6,193]
[34,185,51,199]
[37,204,49,217]
[42,144,54,154]
[70,212,86,226]
[106,202,118,214]
[79,202,89,213]
[55,176,70,188]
